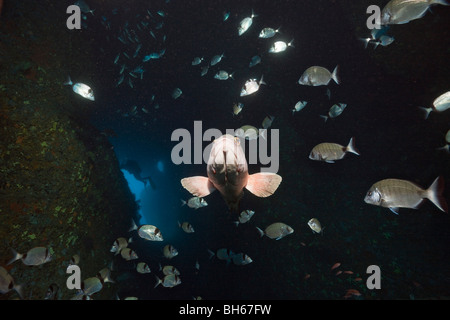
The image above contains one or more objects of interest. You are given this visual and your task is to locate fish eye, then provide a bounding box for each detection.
[368,191,372,197]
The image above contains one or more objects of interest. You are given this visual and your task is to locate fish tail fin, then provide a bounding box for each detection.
[256,227,264,238]
[426,176,448,213]
[418,106,433,119]
[232,221,240,227]
[320,115,328,122]
[63,76,73,86]
[251,9,258,18]
[7,248,22,265]
[14,284,24,300]
[229,72,235,80]
[180,199,187,207]
[259,128,267,140]
[259,75,266,86]
[436,144,450,153]
[359,37,371,49]
[288,38,295,48]
[207,249,215,259]
[128,219,138,232]
[346,137,360,156]
[276,26,282,34]
[331,65,340,85]
[154,276,162,288]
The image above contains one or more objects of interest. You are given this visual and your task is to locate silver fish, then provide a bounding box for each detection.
[292,101,308,114]
[172,88,182,99]
[162,265,180,276]
[178,221,195,233]
[262,115,275,129]
[256,222,294,240]
[110,237,131,255]
[268,39,294,53]
[235,125,265,140]
[129,220,163,241]
[249,55,261,68]
[210,53,225,66]
[420,91,450,119]
[238,9,257,36]
[381,0,449,25]
[240,75,266,96]
[364,176,448,214]
[309,137,360,163]
[233,102,244,116]
[0,266,23,298]
[232,253,253,265]
[80,277,103,296]
[259,27,281,39]
[298,66,340,86]
[214,70,234,80]
[64,76,95,101]
[181,196,208,209]
[154,274,181,288]
[307,218,323,234]
[208,248,234,262]
[97,267,114,283]
[7,247,53,266]
[234,209,255,226]
[163,244,178,259]
[320,103,347,122]
[136,262,151,274]
[200,65,209,76]
[120,248,138,261]
[192,56,204,66]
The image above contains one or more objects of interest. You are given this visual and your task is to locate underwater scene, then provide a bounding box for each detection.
[0,0,449,301]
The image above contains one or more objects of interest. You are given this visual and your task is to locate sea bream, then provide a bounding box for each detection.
[181,196,208,209]
[240,75,266,97]
[268,39,294,53]
[129,220,163,241]
[7,247,53,266]
[364,176,448,214]
[238,9,257,36]
[154,274,181,288]
[210,53,225,66]
[0,266,23,299]
[292,101,308,114]
[380,0,449,25]
[256,222,294,240]
[64,76,95,101]
[420,91,450,119]
[309,137,360,163]
[259,27,281,38]
[214,70,234,80]
[320,103,347,122]
[298,66,340,86]
[181,134,282,212]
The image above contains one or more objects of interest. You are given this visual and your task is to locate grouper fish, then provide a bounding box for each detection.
[181,134,282,212]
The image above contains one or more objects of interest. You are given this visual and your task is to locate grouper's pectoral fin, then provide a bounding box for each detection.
[245,172,282,198]
[181,176,216,197]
